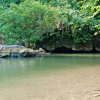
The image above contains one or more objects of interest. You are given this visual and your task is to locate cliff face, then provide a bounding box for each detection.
[37,36,100,53]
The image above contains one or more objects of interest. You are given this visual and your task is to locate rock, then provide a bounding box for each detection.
[39,38,72,51]
[72,42,93,52]
[94,35,100,52]
[38,38,93,52]
[0,53,10,58]
[41,44,55,51]
[0,45,40,58]
[14,41,21,45]
[35,52,41,57]
[39,48,46,52]
[72,43,93,52]
[72,44,83,51]
[39,48,46,54]
[83,41,93,51]
[38,48,51,55]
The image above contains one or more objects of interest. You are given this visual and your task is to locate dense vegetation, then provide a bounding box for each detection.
[0,0,25,9]
[0,0,100,49]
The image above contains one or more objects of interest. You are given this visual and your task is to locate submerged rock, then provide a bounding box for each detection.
[0,45,40,58]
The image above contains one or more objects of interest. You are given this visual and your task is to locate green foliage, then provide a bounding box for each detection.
[78,0,100,35]
[0,0,99,48]
[45,0,98,43]
[0,0,25,9]
[0,0,60,47]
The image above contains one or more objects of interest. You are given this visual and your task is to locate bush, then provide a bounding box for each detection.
[0,0,60,47]
[49,0,99,43]
[0,0,25,9]
[0,0,99,48]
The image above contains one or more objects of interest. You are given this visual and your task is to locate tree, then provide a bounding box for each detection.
[78,0,100,35]
[0,0,60,47]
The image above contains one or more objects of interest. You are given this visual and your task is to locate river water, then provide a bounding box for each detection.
[0,54,100,100]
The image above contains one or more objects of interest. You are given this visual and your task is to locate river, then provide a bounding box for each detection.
[0,54,100,100]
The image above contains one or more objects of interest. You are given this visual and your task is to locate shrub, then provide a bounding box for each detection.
[0,0,60,47]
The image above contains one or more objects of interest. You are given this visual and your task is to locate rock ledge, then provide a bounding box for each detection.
[0,45,40,58]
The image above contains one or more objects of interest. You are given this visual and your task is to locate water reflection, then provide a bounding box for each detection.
[0,54,100,80]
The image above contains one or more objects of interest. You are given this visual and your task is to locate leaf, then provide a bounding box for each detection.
[94,32,98,35]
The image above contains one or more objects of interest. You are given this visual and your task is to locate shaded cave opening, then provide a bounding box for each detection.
[52,47,72,53]
[50,47,98,53]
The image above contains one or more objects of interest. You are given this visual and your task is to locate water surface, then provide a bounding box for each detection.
[0,54,100,79]
[0,54,100,100]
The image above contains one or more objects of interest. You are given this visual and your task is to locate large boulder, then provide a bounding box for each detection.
[0,45,40,58]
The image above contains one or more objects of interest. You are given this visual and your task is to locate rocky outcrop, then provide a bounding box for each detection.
[39,39,94,52]
[0,45,41,58]
[94,35,100,52]
[72,41,93,52]
[40,39,72,51]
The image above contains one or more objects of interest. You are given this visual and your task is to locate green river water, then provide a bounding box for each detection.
[0,54,100,100]
[0,54,100,82]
